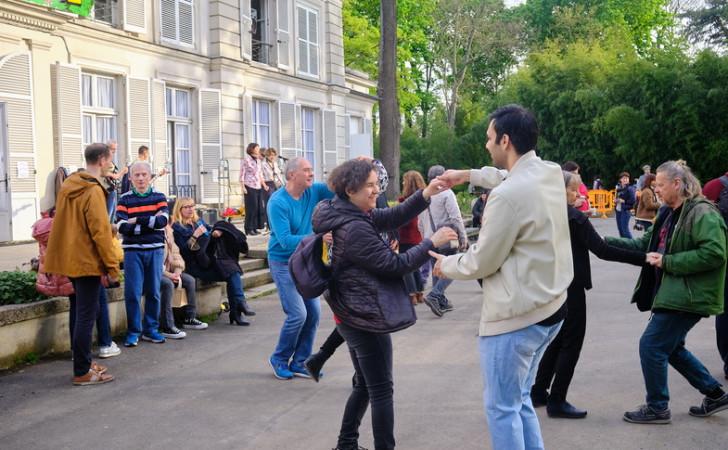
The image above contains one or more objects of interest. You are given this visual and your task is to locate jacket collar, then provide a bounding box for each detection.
[506,150,537,178]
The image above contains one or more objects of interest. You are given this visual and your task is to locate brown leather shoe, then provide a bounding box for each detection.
[72,369,114,386]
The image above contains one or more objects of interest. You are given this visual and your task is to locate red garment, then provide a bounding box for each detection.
[32,213,74,297]
[397,196,423,244]
[702,172,728,202]
[578,183,590,212]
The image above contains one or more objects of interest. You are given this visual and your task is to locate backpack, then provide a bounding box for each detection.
[718,175,728,225]
[288,232,332,299]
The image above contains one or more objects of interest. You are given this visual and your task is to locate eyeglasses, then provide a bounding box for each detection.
[181,205,195,210]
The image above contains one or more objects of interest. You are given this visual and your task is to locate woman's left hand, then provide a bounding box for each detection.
[423,178,448,200]
[212,230,222,238]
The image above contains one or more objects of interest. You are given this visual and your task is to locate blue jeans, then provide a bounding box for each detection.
[106,189,117,222]
[615,209,633,238]
[226,271,245,302]
[269,259,321,368]
[479,322,562,450]
[123,249,164,338]
[639,311,722,411]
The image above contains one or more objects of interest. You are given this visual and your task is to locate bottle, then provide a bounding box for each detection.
[196,219,210,236]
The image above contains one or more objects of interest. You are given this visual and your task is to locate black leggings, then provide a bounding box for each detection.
[337,323,395,450]
[716,277,728,376]
[69,277,102,377]
[244,186,263,233]
[532,284,586,402]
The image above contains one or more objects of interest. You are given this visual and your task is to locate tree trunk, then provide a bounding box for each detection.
[378,0,400,199]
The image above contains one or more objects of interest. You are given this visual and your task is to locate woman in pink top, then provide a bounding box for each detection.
[239,143,268,235]
[563,161,591,213]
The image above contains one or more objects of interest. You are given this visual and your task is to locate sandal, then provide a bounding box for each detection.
[91,362,108,374]
[72,369,114,386]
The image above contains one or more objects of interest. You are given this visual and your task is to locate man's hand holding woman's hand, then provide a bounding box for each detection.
[423,178,449,200]
[646,252,663,268]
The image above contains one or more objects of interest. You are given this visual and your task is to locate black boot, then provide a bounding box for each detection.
[239,298,256,316]
[229,300,250,326]
[304,351,330,383]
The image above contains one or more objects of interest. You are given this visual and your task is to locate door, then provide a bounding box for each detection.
[0,103,11,241]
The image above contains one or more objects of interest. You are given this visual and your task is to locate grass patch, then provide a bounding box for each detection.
[14,352,39,366]
[198,313,220,324]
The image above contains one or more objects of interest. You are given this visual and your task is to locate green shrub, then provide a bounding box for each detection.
[456,191,475,217]
[0,271,46,306]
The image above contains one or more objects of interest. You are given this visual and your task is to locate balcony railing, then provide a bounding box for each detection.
[252,39,274,65]
[169,184,197,202]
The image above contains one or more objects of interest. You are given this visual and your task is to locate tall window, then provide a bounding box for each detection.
[252,100,271,148]
[296,5,319,77]
[301,107,315,165]
[251,0,272,64]
[166,87,193,189]
[82,73,118,160]
[160,0,194,47]
[92,0,118,25]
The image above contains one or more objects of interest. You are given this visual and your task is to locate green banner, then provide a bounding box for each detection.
[24,0,94,18]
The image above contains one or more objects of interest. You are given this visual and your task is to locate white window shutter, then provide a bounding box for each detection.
[322,110,337,177]
[294,104,302,157]
[160,0,177,41]
[337,114,349,163]
[122,0,146,33]
[278,102,297,161]
[150,79,168,195]
[296,7,307,73]
[308,10,318,76]
[126,77,151,164]
[199,89,222,204]
[243,94,253,145]
[51,63,83,170]
[275,0,290,68]
[240,0,252,60]
[178,0,194,46]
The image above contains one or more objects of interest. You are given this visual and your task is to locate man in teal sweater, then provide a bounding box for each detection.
[267,157,334,380]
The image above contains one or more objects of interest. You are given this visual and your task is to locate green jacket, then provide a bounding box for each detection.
[606,198,726,315]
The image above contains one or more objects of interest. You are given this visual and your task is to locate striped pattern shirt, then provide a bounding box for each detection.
[116,189,169,251]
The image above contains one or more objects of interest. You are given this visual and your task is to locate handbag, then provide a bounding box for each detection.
[172,282,188,308]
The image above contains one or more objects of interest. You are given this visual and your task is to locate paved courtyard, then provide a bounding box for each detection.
[0,219,726,449]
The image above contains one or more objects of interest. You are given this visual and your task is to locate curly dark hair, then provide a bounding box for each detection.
[327,159,376,199]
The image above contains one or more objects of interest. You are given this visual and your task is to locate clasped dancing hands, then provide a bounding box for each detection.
[646,252,663,268]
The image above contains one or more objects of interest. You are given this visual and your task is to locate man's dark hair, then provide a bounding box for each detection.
[84,143,110,164]
[327,159,375,199]
[562,161,580,172]
[489,104,538,155]
[138,145,149,157]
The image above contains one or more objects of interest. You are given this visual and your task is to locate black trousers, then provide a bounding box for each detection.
[533,284,586,402]
[244,186,263,233]
[320,327,346,357]
[69,277,102,377]
[716,276,728,376]
[337,323,395,450]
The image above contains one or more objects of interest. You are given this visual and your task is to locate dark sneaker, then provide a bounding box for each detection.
[689,393,728,417]
[423,294,444,317]
[547,400,587,419]
[440,297,454,312]
[530,389,549,408]
[289,364,313,379]
[623,404,671,424]
[141,331,166,344]
[182,317,209,330]
[161,327,186,339]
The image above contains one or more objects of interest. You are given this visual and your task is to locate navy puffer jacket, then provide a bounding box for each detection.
[312,190,434,333]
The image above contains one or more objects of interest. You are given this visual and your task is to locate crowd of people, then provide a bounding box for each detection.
[35,102,728,450]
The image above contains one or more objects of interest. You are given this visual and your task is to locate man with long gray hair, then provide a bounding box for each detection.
[607,160,728,423]
[266,157,334,379]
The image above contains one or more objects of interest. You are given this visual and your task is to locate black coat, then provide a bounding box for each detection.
[567,205,645,290]
[312,190,434,333]
[172,220,247,282]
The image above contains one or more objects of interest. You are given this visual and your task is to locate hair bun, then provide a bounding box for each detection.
[675,159,687,167]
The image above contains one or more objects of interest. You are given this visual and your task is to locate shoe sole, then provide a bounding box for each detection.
[73,376,114,386]
[141,336,165,344]
[547,412,587,419]
[292,372,312,379]
[689,403,728,417]
[622,416,671,424]
[182,325,208,330]
[269,359,293,380]
[161,334,186,339]
[423,297,444,317]
[98,350,121,359]
[123,341,138,348]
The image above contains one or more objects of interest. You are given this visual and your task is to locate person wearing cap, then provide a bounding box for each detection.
[637,164,652,191]
[418,165,468,316]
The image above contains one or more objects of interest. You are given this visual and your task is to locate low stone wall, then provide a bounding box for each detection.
[0,282,226,370]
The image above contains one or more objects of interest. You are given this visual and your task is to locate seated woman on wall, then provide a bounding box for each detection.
[158,223,209,339]
[171,197,254,326]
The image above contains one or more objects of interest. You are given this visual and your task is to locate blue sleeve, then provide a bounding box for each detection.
[314,182,335,202]
[268,198,305,251]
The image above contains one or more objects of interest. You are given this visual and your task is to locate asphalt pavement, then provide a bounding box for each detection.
[0,219,726,450]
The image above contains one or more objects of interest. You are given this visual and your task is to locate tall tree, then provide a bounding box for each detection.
[681,0,728,49]
[379,0,401,198]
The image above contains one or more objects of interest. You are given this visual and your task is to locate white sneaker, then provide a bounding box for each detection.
[98,341,121,359]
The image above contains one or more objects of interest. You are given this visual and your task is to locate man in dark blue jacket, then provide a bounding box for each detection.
[116,161,169,347]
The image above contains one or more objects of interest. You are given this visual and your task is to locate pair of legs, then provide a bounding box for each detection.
[244,186,264,234]
[638,311,723,412]
[400,243,424,301]
[69,285,112,350]
[269,259,321,369]
[159,273,198,330]
[615,209,633,238]
[69,277,103,376]
[532,286,586,408]
[479,321,562,450]
[123,249,164,342]
[336,323,395,450]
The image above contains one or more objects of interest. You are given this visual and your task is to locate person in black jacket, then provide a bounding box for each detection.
[530,171,648,418]
[312,159,457,450]
[615,171,636,238]
[171,197,254,326]
[471,191,489,228]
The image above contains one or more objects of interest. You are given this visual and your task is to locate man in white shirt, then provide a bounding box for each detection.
[432,105,573,450]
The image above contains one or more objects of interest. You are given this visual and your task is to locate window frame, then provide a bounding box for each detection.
[165,86,194,190]
[160,0,196,48]
[81,72,119,157]
[296,4,320,78]
[90,0,119,26]
[252,99,272,149]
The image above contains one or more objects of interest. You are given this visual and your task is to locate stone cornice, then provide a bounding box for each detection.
[0,0,70,32]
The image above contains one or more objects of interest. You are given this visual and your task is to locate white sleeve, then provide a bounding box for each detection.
[470,167,507,189]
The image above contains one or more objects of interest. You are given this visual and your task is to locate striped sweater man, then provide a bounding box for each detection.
[116,189,169,250]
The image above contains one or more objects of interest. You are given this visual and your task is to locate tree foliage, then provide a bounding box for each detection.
[681,0,728,49]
